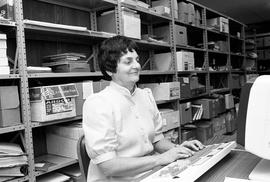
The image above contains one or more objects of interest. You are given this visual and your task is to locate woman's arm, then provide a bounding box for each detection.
[98,146,194,177]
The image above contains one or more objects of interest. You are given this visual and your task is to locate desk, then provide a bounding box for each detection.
[138,149,261,182]
[196,149,260,182]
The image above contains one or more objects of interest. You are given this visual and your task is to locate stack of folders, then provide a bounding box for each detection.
[0,143,28,180]
[192,104,203,121]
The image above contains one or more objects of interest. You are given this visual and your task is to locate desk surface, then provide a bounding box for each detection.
[138,149,261,182]
[196,149,260,182]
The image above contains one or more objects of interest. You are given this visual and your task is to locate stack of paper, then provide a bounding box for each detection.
[192,104,203,121]
[0,33,10,74]
[0,143,28,177]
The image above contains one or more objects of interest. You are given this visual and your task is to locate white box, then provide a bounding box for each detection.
[152,0,178,19]
[187,3,195,25]
[0,40,7,48]
[160,109,180,132]
[153,52,172,71]
[29,84,78,122]
[151,6,170,16]
[178,1,188,23]
[46,133,78,159]
[46,122,83,140]
[176,51,194,71]
[207,17,229,33]
[139,82,180,101]
[97,9,141,39]
[0,48,6,58]
[0,57,8,66]
[0,66,9,74]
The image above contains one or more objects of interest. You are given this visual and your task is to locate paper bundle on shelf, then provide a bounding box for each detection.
[0,143,28,177]
[42,52,90,73]
[0,33,10,75]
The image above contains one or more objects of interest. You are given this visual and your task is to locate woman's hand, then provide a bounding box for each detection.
[180,140,204,151]
[158,145,195,166]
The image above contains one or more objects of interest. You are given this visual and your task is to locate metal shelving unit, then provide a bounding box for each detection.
[0,0,247,181]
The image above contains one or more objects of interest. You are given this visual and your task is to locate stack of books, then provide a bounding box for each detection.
[0,143,28,179]
[42,53,90,73]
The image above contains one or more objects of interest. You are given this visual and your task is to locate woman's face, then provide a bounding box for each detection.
[112,49,141,87]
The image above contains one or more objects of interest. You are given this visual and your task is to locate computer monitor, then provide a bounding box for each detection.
[237,75,270,181]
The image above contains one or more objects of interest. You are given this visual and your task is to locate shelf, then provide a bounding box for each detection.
[37,0,117,10]
[207,28,229,37]
[210,88,230,94]
[156,99,179,105]
[0,125,25,134]
[135,40,171,50]
[0,74,20,79]
[209,71,230,74]
[230,53,245,57]
[140,70,175,75]
[176,45,206,52]
[35,154,78,177]
[28,72,103,78]
[177,70,208,74]
[0,19,16,27]
[8,176,29,182]
[174,19,204,30]
[208,50,229,55]
[24,22,115,43]
[122,3,172,22]
[31,116,82,128]
[179,92,209,102]
[230,35,244,41]
[231,70,245,74]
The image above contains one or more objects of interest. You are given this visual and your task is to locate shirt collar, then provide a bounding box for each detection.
[110,81,138,97]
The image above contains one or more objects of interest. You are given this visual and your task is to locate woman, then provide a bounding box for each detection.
[82,35,203,182]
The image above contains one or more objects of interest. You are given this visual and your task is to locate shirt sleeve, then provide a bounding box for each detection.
[144,88,164,143]
[82,94,118,164]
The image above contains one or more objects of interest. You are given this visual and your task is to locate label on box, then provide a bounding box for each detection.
[170,87,180,97]
[45,98,73,115]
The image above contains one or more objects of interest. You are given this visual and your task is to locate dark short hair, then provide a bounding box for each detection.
[98,35,138,80]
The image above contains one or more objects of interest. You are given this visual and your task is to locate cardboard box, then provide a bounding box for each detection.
[139,82,180,101]
[256,37,264,47]
[151,6,170,16]
[264,36,270,47]
[195,121,213,144]
[29,84,78,122]
[225,94,234,109]
[176,51,194,71]
[195,9,202,26]
[187,3,195,25]
[257,50,264,60]
[178,77,192,98]
[75,80,110,116]
[193,98,218,119]
[0,0,14,21]
[46,133,78,159]
[152,0,178,19]
[0,66,10,74]
[160,109,180,132]
[97,9,141,39]
[178,1,188,23]
[153,25,187,46]
[179,102,192,125]
[207,17,229,33]
[153,52,172,71]
[0,86,21,127]
[181,129,196,141]
[46,122,83,140]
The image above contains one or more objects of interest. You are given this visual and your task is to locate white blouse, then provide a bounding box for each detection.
[82,81,164,182]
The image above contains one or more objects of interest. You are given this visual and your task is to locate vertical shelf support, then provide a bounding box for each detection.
[14,0,36,181]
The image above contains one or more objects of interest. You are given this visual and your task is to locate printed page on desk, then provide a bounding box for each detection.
[224,177,263,182]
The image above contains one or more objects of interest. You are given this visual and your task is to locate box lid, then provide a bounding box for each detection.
[30,84,78,102]
[0,86,19,110]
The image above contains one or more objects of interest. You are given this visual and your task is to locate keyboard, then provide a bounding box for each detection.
[141,141,236,182]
